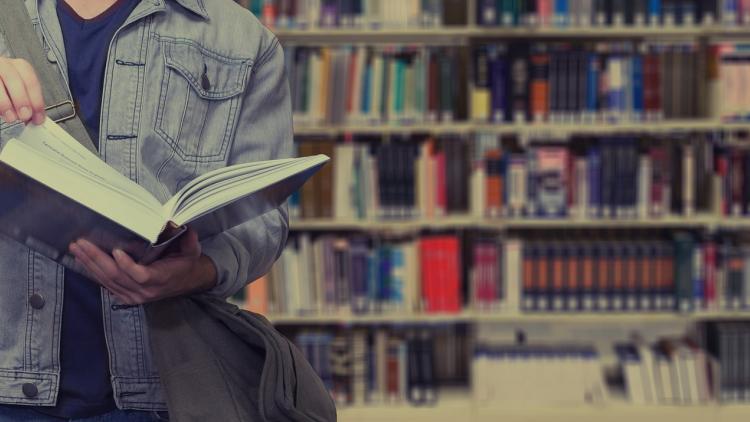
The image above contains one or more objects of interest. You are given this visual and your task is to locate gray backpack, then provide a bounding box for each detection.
[0,2,336,421]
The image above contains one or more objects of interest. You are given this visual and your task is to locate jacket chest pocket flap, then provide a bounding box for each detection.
[156,39,252,162]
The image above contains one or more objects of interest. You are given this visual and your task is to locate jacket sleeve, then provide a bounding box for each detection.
[200,35,293,299]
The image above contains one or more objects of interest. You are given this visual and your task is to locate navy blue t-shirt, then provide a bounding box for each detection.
[33,0,139,418]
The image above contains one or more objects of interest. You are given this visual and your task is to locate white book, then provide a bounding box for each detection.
[298,233,314,313]
[370,54,384,123]
[404,241,420,313]
[333,143,355,219]
[574,157,588,219]
[638,155,651,219]
[283,247,301,315]
[678,345,699,404]
[637,343,658,404]
[471,164,487,218]
[308,0,321,27]
[503,239,522,313]
[624,354,647,404]
[309,51,323,124]
[0,119,327,268]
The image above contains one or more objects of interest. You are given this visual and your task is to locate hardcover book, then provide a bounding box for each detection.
[0,119,328,267]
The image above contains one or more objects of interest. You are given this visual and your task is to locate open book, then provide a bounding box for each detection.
[0,119,327,266]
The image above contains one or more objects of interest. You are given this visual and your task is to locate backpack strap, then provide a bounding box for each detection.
[0,0,97,153]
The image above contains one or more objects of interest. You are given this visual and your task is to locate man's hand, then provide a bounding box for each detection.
[0,57,46,125]
[69,228,218,305]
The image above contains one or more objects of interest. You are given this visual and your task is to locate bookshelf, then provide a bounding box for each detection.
[277,26,750,42]
[294,121,750,137]
[238,0,750,419]
[289,215,739,231]
[268,311,750,325]
[338,398,750,422]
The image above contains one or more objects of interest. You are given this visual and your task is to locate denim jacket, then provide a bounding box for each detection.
[0,0,291,411]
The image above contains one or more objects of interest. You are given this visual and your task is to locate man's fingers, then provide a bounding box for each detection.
[0,85,15,123]
[76,239,122,279]
[113,249,151,284]
[0,61,32,122]
[71,243,141,302]
[11,60,45,123]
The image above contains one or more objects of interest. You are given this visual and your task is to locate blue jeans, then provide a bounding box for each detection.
[0,407,168,421]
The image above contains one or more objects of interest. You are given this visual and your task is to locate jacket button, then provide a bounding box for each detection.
[22,383,38,398]
[46,49,56,63]
[29,294,45,310]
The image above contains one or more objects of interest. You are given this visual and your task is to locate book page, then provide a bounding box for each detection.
[171,155,327,224]
[162,157,300,218]
[0,120,165,242]
[16,120,163,212]
[168,155,328,239]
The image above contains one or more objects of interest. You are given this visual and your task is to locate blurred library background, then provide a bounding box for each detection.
[232,0,750,421]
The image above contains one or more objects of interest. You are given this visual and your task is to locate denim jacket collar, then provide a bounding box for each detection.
[169,0,209,20]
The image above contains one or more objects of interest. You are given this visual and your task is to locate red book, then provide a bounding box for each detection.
[731,150,744,215]
[704,242,717,309]
[487,243,499,304]
[537,0,551,25]
[419,238,436,312]
[345,49,358,116]
[261,0,276,27]
[644,50,662,117]
[443,237,461,312]
[715,153,729,215]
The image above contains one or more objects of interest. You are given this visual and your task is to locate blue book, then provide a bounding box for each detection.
[723,0,738,25]
[288,190,300,217]
[554,0,568,26]
[361,57,371,115]
[587,146,602,218]
[479,0,498,25]
[378,246,392,309]
[489,46,507,123]
[350,239,370,314]
[631,54,644,120]
[390,247,405,309]
[366,250,380,312]
[648,0,661,25]
[586,54,599,120]
[674,233,696,312]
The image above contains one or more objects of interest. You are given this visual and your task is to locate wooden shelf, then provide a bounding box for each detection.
[294,120,750,137]
[276,25,750,43]
[336,393,750,422]
[289,215,746,231]
[267,311,750,325]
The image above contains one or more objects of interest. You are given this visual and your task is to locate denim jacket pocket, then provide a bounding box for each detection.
[155,38,251,163]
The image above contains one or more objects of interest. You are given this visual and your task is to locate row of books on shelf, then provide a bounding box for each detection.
[289,325,467,405]
[239,0,750,30]
[287,41,748,127]
[283,322,750,407]
[617,323,750,404]
[244,0,455,29]
[475,325,741,406]
[236,232,750,316]
[291,133,750,221]
[476,0,749,28]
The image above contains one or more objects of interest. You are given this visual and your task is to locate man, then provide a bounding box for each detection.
[0,0,291,420]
